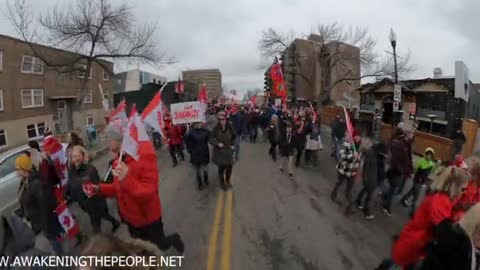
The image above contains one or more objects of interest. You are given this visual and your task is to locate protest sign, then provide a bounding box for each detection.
[171,101,206,125]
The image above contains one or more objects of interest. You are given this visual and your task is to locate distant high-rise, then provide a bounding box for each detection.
[182,69,223,98]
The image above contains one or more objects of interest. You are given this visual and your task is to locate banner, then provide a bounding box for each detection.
[171,101,206,125]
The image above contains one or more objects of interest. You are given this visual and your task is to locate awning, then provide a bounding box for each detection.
[48,96,78,100]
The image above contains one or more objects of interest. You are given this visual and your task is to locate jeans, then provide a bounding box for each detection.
[356,187,374,216]
[195,164,208,185]
[128,218,183,251]
[169,144,185,164]
[334,137,344,161]
[234,137,241,160]
[331,173,354,207]
[249,126,258,143]
[295,147,304,167]
[218,165,233,187]
[269,143,278,161]
[280,155,293,174]
[401,181,423,216]
[383,175,404,211]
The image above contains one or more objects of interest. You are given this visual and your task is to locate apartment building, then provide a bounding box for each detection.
[0,34,113,151]
[182,69,222,98]
[114,69,167,93]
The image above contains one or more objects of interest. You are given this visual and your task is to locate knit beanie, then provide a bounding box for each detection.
[15,154,32,171]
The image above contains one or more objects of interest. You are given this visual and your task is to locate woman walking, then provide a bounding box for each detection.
[67,145,120,233]
[211,111,236,191]
[304,117,322,166]
[185,122,211,190]
[16,154,64,254]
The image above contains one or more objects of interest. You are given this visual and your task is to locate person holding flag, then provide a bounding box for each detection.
[15,154,64,254]
[330,125,362,216]
[86,108,184,254]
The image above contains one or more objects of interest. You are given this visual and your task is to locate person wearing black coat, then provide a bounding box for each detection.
[278,121,295,179]
[185,122,211,190]
[16,154,64,255]
[292,118,307,168]
[355,143,387,219]
[67,146,120,233]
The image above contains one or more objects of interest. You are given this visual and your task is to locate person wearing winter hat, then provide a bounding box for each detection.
[16,154,64,255]
[88,120,185,254]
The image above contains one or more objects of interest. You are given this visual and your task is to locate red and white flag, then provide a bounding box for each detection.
[122,105,155,160]
[198,83,208,103]
[343,107,356,148]
[55,201,80,238]
[109,99,127,124]
[141,91,166,137]
[309,102,318,122]
[43,135,68,187]
[250,95,257,108]
[175,79,185,94]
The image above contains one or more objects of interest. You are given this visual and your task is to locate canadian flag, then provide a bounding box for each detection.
[55,201,80,238]
[198,83,208,103]
[109,99,127,124]
[141,91,166,137]
[122,105,155,160]
[43,135,68,187]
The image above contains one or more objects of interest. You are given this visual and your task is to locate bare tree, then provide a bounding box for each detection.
[4,0,173,91]
[258,23,415,105]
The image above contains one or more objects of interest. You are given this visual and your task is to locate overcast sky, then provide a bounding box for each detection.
[0,0,478,94]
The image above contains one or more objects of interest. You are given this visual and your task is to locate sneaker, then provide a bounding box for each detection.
[383,208,393,216]
[172,234,185,254]
[365,214,375,220]
[279,168,284,173]
[356,202,364,210]
[400,199,410,208]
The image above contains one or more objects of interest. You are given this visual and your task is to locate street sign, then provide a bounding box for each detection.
[394,84,402,102]
[393,101,399,112]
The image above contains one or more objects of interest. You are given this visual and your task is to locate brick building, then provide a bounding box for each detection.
[0,34,113,151]
[182,69,223,98]
[271,35,360,106]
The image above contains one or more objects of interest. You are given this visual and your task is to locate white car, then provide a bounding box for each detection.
[0,142,68,214]
[0,145,29,214]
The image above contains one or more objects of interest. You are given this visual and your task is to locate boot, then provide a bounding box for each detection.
[204,172,209,186]
[197,176,203,190]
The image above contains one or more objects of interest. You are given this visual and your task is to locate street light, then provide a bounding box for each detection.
[389,28,398,84]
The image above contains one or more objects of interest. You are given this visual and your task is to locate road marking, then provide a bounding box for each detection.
[207,191,225,270]
[220,191,233,270]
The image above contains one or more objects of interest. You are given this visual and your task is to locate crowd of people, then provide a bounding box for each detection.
[8,98,480,270]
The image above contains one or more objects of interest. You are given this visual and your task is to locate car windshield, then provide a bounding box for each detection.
[0,152,24,179]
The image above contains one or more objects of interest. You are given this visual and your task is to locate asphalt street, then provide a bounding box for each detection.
[34,132,416,270]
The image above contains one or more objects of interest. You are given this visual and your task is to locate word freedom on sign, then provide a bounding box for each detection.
[0,256,184,268]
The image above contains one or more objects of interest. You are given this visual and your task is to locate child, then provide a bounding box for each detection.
[401,147,439,216]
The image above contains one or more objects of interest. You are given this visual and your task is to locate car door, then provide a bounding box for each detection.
[0,152,24,212]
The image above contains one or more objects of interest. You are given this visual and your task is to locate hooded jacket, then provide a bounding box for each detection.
[185,127,211,166]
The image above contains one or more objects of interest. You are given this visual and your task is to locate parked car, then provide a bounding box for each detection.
[0,141,69,215]
[0,145,29,214]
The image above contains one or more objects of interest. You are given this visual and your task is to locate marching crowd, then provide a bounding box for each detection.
[6,98,480,270]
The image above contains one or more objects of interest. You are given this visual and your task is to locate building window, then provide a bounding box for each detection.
[26,122,45,139]
[0,50,3,71]
[0,129,6,148]
[83,90,93,104]
[86,115,94,126]
[0,90,3,111]
[78,64,93,79]
[21,89,44,108]
[21,56,44,74]
[103,70,109,81]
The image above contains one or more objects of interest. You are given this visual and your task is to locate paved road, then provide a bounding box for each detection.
[35,134,416,269]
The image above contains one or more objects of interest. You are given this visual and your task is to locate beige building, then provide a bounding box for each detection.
[182,69,222,98]
[281,35,361,106]
[0,34,113,151]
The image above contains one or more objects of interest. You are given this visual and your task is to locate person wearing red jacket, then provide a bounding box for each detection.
[163,115,185,167]
[376,166,469,270]
[453,158,480,220]
[88,123,184,254]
